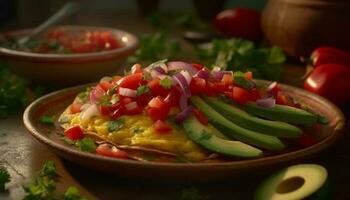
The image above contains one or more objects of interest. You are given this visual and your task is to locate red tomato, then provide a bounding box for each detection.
[146,97,170,120]
[64,125,84,140]
[117,73,143,90]
[276,92,289,105]
[110,106,125,120]
[131,64,143,74]
[120,97,133,105]
[70,103,82,114]
[222,74,233,85]
[190,77,207,94]
[164,87,181,107]
[98,81,113,92]
[214,8,262,41]
[137,93,153,107]
[232,87,251,104]
[147,78,170,96]
[210,81,229,93]
[297,133,317,148]
[124,102,142,115]
[70,41,92,53]
[205,82,217,96]
[191,63,204,70]
[193,109,208,125]
[96,144,128,159]
[249,88,261,101]
[153,120,172,133]
[245,71,253,81]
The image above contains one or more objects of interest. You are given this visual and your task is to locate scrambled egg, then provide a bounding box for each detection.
[65,112,208,161]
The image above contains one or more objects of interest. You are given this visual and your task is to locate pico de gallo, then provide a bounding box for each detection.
[58,60,325,163]
[1,28,123,54]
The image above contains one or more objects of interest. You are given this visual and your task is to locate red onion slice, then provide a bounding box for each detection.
[180,70,192,85]
[175,106,194,124]
[179,94,188,110]
[212,71,225,80]
[167,61,198,75]
[173,73,191,98]
[195,69,209,80]
[89,86,105,104]
[119,87,137,98]
[257,98,276,108]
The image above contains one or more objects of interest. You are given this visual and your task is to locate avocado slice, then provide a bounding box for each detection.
[190,96,285,151]
[255,164,329,200]
[244,102,318,126]
[202,96,302,138]
[183,115,262,158]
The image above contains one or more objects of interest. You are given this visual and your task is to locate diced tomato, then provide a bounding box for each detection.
[224,91,233,98]
[297,133,317,148]
[99,104,110,116]
[193,109,208,125]
[120,97,134,105]
[70,103,82,114]
[98,81,113,92]
[276,92,290,106]
[70,41,92,53]
[232,86,251,104]
[210,81,229,93]
[137,93,153,107]
[205,82,216,96]
[131,64,142,74]
[249,88,261,101]
[112,75,122,84]
[96,144,129,159]
[164,87,181,107]
[222,73,233,85]
[190,77,206,94]
[191,63,204,70]
[117,73,143,90]
[245,71,253,81]
[124,102,142,115]
[99,31,120,50]
[153,120,172,133]
[110,106,125,119]
[146,96,170,120]
[64,125,84,140]
[147,78,170,96]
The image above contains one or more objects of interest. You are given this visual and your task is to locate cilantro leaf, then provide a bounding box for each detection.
[0,167,10,192]
[159,78,172,89]
[136,85,150,96]
[107,118,125,132]
[62,186,87,200]
[75,138,96,153]
[39,115,55,125]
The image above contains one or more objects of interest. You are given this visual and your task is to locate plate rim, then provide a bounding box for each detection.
[23,81,346,170]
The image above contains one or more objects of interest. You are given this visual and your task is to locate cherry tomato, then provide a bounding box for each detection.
[193,109,208,125]
[64,125,84,140]
[70,103,82,114]
[153,120,172,133]
[96,143,129,159]
[232,86,251,104]
[117,73,143,90]
[214,8,262,41]
[190,77,207,94]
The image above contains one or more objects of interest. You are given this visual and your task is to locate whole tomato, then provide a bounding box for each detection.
[304,64,350,105]
[214,8,262,41]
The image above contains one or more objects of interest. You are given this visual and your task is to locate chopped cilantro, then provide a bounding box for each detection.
[0,167,10,192]
[107,118,125,132]
[233,71,254,90]
[62,186,87,200]
[75,138,96,153]
[77,89,89,102]
[110,94,119,104]
[39,115,55,125]
[136,85,150,96]
[159,78,172,89]
[97,95,111,106]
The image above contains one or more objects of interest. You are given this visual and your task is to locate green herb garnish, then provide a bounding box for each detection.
[75,138,96,153]
[233,71,254,90]
[62,186,87,200]
[39,115,55,125]
[136,85,150,96]
[110,94,119,105]
[107,118,125,132]
[159,78,172,89]
[0,167,10,192]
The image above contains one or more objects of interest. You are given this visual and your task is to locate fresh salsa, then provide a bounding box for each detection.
[58,60,325,163]
[1,28,123,54]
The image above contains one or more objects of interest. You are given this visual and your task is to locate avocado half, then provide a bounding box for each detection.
[255,164,328,200]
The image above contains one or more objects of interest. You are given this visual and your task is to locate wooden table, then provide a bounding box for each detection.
[1,13,350,200]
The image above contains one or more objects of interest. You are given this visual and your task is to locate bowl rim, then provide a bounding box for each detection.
[23,80,345,170]
[0,25,139,63]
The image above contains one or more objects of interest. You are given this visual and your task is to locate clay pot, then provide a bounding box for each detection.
[262,0,350,58]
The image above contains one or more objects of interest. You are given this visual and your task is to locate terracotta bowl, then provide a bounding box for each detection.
[0,25,138,86]
[23,81,345,182]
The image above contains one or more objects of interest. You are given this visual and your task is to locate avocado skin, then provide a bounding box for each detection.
[244,102,318,126]
[183,115,262,158]
[190,96,285,151]
[203,96,302,138]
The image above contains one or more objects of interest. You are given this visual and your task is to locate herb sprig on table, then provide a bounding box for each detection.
[195,38,286,80]
[0,167,10,192]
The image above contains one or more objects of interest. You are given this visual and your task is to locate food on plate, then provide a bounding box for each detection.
[1,28,122,54]
[255,164,329,200]
[58,60,325,163]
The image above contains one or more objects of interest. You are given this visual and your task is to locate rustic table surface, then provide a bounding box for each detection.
[1,13,350,200]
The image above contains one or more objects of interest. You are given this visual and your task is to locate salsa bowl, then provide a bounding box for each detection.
[0,25,138,86]
[23,80,345,182]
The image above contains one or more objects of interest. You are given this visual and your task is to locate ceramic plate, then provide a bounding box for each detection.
[23,81,345,182]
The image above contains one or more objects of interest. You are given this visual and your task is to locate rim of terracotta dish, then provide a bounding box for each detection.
[23,81,345,170]
[0,25,138,63]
